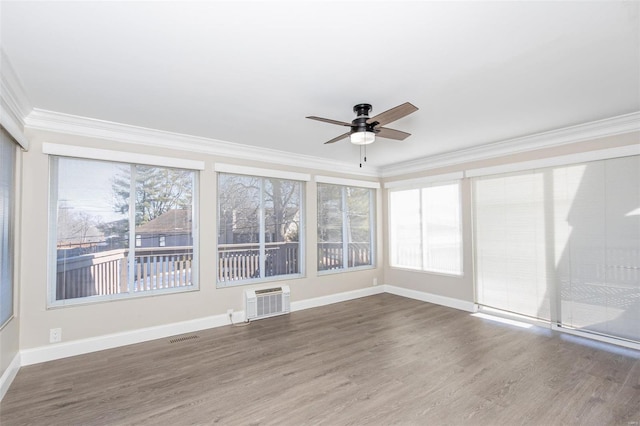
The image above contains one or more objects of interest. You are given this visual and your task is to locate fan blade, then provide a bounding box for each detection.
[306,116,352,126]
[376,127,411,141]
[367,102,418,127]
[324,132,350,144]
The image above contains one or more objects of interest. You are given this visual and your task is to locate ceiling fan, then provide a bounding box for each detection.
[306,102,418,145]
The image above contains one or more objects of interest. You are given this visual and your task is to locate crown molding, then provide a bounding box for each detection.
[21,104,640,179]
[380,111,640,178]
[0,49,32,149]
[25,109,381,177]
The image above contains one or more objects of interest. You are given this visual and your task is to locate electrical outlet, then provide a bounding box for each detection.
[227,309,234,316]
[373,277,378,286]
[50,328,62,343]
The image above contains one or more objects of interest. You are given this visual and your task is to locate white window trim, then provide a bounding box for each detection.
[465,144,639,178]
[0,131,18,329]
[0,106,29,150]
[316,183,376,274]
[388,180,463,276]
[47,156,200,308]
[384,171,463,189]
[315,175,380,189]
[214,163,310,182]
[43,143,205,170]
[216,173,305,287]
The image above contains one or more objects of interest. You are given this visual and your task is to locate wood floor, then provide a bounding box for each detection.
[2,294,639,425]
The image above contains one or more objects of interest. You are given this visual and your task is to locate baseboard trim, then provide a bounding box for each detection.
[0,352,21,401]
[20,312,234,366]
[19,286,385,367]
[291,286,385,312]
[18,285,466,369]
[384,285,477,312]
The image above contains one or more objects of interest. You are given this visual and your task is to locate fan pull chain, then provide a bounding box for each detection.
[358,144,369,168]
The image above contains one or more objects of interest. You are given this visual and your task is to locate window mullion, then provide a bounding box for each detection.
[369,188,375,267]
[259,178,266,279]
[342,187,349,269]
[128,165,137,292]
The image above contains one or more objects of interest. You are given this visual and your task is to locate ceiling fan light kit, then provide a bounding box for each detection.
[350,131,375,145]
[306,102,418,166]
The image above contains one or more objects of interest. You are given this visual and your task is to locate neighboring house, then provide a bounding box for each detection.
[134,209,193,248]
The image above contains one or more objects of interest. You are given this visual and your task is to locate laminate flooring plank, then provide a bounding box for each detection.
[1,293,639,425]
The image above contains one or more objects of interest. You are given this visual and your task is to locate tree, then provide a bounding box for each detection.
[217,174,300,244]
[265,178,300,243]
[346,186,372,243]
[57,205,104,246]
[112,165,193,225]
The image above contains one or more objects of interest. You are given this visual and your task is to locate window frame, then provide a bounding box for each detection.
[317,182,376,275]
[388,179,463,277]
[47,149,202,308]
[0,129,17,329]
[215,167,308,288]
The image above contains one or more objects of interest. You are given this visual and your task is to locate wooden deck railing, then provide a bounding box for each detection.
[318,242,371,270]
[218,242,299,282]
[57,241,372,297]
[56,246,193,300]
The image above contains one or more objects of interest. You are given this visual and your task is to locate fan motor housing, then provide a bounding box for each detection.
[351,104,378,133]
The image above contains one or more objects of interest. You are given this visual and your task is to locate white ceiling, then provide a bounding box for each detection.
[1,1,639,168]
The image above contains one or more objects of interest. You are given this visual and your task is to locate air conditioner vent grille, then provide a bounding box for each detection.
[245,285,290,321]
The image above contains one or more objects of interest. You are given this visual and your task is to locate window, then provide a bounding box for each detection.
[159,235,166,247]
[473,155,640,344]
[1,128,16,327]
[389,181,462,275]
[217,173,303,285]
[317,184,374,272]
[50,156,197,305]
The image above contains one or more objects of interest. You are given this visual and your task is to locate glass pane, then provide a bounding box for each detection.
[217,174,261,281]
[389,189,422,269]
[346,187,372,268]
[264,178,301,277]
[317,184,343,270]
[0,131,15,325]
[55,158,130,300]
[557,156,640,342]
[133,165,194,292]
[422,183,462,275]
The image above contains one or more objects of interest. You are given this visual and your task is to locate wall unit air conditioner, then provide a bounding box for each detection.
[245,285,290,321]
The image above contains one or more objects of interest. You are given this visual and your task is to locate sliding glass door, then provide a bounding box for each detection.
[473,154,640,344]
[554,156,639,342]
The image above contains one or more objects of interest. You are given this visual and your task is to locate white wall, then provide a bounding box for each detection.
[18,129,384,350]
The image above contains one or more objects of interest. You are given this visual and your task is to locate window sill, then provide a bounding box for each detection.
[317,264,376,276]
[388,265,464,278]
[216,273,305,289]
[47,285,200,309]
